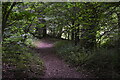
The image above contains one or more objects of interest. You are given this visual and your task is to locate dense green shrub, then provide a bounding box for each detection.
[55,40,120,78]
[2,38,44,78]
[82,48,120,78]
[55,40,93,65]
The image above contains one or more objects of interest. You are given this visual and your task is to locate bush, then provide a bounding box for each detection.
[82,48,120,78]
[55,40,120,78]
[2,41,44,78]
[55,40,92,66]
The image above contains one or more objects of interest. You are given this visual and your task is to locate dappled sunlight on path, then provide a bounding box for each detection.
[32,40,54,48]
[38,43,53,48]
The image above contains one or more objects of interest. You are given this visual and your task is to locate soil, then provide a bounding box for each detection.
[34,39,87,78]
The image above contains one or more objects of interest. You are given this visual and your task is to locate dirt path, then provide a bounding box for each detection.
[34,39,86,78]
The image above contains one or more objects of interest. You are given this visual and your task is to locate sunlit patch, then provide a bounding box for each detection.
[37,42,53,48]
[33,41,54,48]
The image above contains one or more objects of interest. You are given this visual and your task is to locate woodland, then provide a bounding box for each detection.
[2,2,120,79]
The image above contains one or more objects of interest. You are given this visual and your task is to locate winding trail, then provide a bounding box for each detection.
[33,39,86,78]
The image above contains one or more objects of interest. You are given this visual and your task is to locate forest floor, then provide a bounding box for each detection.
[33,38,88,78]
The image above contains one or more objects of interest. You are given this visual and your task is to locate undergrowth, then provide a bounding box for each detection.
[55,40,120,78]
[2,38,44,78]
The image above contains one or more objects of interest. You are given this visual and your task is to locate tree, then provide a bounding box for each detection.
[2,2,18,35]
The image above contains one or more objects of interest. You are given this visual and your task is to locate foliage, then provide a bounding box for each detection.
[2,2,120,78]
[82,48,120,78]
[2,2,45,78]
[55,40,120,78]
[55,40,92,66]
[2,38,44,78]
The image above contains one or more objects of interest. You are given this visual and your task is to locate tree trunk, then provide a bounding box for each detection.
[87,25,97,49]
[81,3,97,49]
[117,12,120,48]
[2,2,17,35]
[57,27,63,39]
[75,26,79,46]
[117,12,120,34]
[68,32,70,40]
[71,29,74,40]
[71,21,75,41]
[43,25,47,37]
